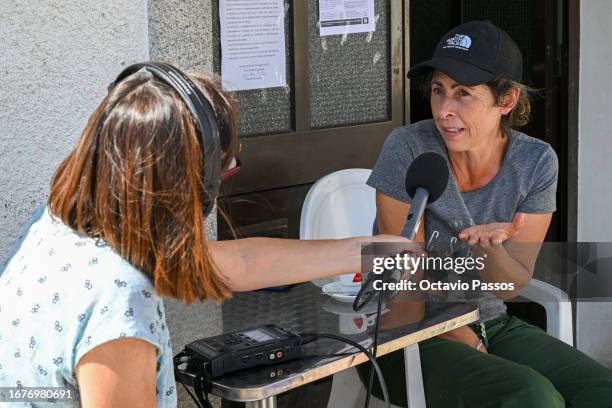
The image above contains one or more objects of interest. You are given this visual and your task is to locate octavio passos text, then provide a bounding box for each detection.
[371,253,515,291]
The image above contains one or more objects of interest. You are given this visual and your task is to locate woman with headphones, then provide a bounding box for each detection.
[0,63,410,407]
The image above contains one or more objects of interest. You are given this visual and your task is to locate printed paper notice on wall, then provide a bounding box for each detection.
[319,0,375,37]
[220,0,287,91]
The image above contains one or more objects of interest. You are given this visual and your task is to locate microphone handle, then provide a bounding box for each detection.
[401,187,429,240]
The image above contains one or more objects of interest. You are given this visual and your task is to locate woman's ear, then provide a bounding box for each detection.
[500,87,520,115]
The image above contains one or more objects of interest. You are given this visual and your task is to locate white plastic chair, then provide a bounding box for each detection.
[519,279,574,346]
[300,168,378,241]
[300,168,378,288]
[300,168,573,407]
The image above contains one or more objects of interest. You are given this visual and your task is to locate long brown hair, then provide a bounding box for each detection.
[48,68,238,303]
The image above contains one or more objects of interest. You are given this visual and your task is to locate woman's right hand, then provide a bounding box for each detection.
[359,234,426,281]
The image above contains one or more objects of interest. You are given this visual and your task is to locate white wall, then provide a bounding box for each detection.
[0,1,149,262]
[577,2,612,241]
[577,0,612,367]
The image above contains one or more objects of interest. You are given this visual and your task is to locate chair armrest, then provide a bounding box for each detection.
[518,279,573,346]
[520,279,570,303]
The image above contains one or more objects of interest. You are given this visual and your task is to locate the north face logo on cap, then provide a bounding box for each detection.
[444,34,472,50]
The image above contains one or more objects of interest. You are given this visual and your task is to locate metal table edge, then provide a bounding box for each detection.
[211,306,480,402]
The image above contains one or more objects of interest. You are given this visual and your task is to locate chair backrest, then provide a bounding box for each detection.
[300,169,376,240]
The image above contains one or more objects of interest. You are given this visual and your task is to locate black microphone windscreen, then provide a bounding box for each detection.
[404,152,449,203]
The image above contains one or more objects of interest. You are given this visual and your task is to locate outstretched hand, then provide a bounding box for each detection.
[458,213,525,247]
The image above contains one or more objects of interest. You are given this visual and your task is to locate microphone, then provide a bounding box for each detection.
[401,152,449,239]
[353,152,449,311]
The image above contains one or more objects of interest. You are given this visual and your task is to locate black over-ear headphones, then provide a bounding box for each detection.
[109,62,221,217]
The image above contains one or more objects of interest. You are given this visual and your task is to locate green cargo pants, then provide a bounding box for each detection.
[358,314,612,407]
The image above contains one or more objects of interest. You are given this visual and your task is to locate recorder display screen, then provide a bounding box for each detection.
[240,329,276,343]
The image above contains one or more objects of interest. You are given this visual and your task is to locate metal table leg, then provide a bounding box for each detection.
[245,395,277,408]
[403,343,426,408]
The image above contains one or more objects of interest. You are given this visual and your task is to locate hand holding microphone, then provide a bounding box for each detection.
[353,152,449,311]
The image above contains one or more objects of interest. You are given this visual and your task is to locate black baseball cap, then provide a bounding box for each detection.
[407,21,523,86]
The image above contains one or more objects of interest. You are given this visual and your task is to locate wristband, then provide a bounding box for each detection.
[474,338,484,351]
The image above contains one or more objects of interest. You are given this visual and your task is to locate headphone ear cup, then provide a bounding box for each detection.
[203,195,216,218]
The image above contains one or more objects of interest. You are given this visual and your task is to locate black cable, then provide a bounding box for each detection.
[193,363,213,408]
[354,265,402,408]
[300,352,361,359]
[182,383,204,408]
[174,351,207,408]
[300,333,390,408]
[364,290,384,408]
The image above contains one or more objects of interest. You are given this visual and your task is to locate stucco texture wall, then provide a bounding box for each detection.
[0,0,149,263]
[149,0,215,74]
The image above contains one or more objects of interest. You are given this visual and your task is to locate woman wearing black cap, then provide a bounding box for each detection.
[361,21,612,407]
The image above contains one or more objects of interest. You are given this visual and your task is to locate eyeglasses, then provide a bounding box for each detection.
[219,155,241,181]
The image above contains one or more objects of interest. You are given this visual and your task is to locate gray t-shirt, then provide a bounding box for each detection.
[367,119,558,322]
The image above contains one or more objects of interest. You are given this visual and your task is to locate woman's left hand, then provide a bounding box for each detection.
[458,213,525,247]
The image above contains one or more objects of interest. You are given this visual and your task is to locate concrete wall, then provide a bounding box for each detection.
[149,0,215,74]
[0,0,149,262]
[576,0,612,367]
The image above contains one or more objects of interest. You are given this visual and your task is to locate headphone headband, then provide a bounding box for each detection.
[109,62,221,216]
